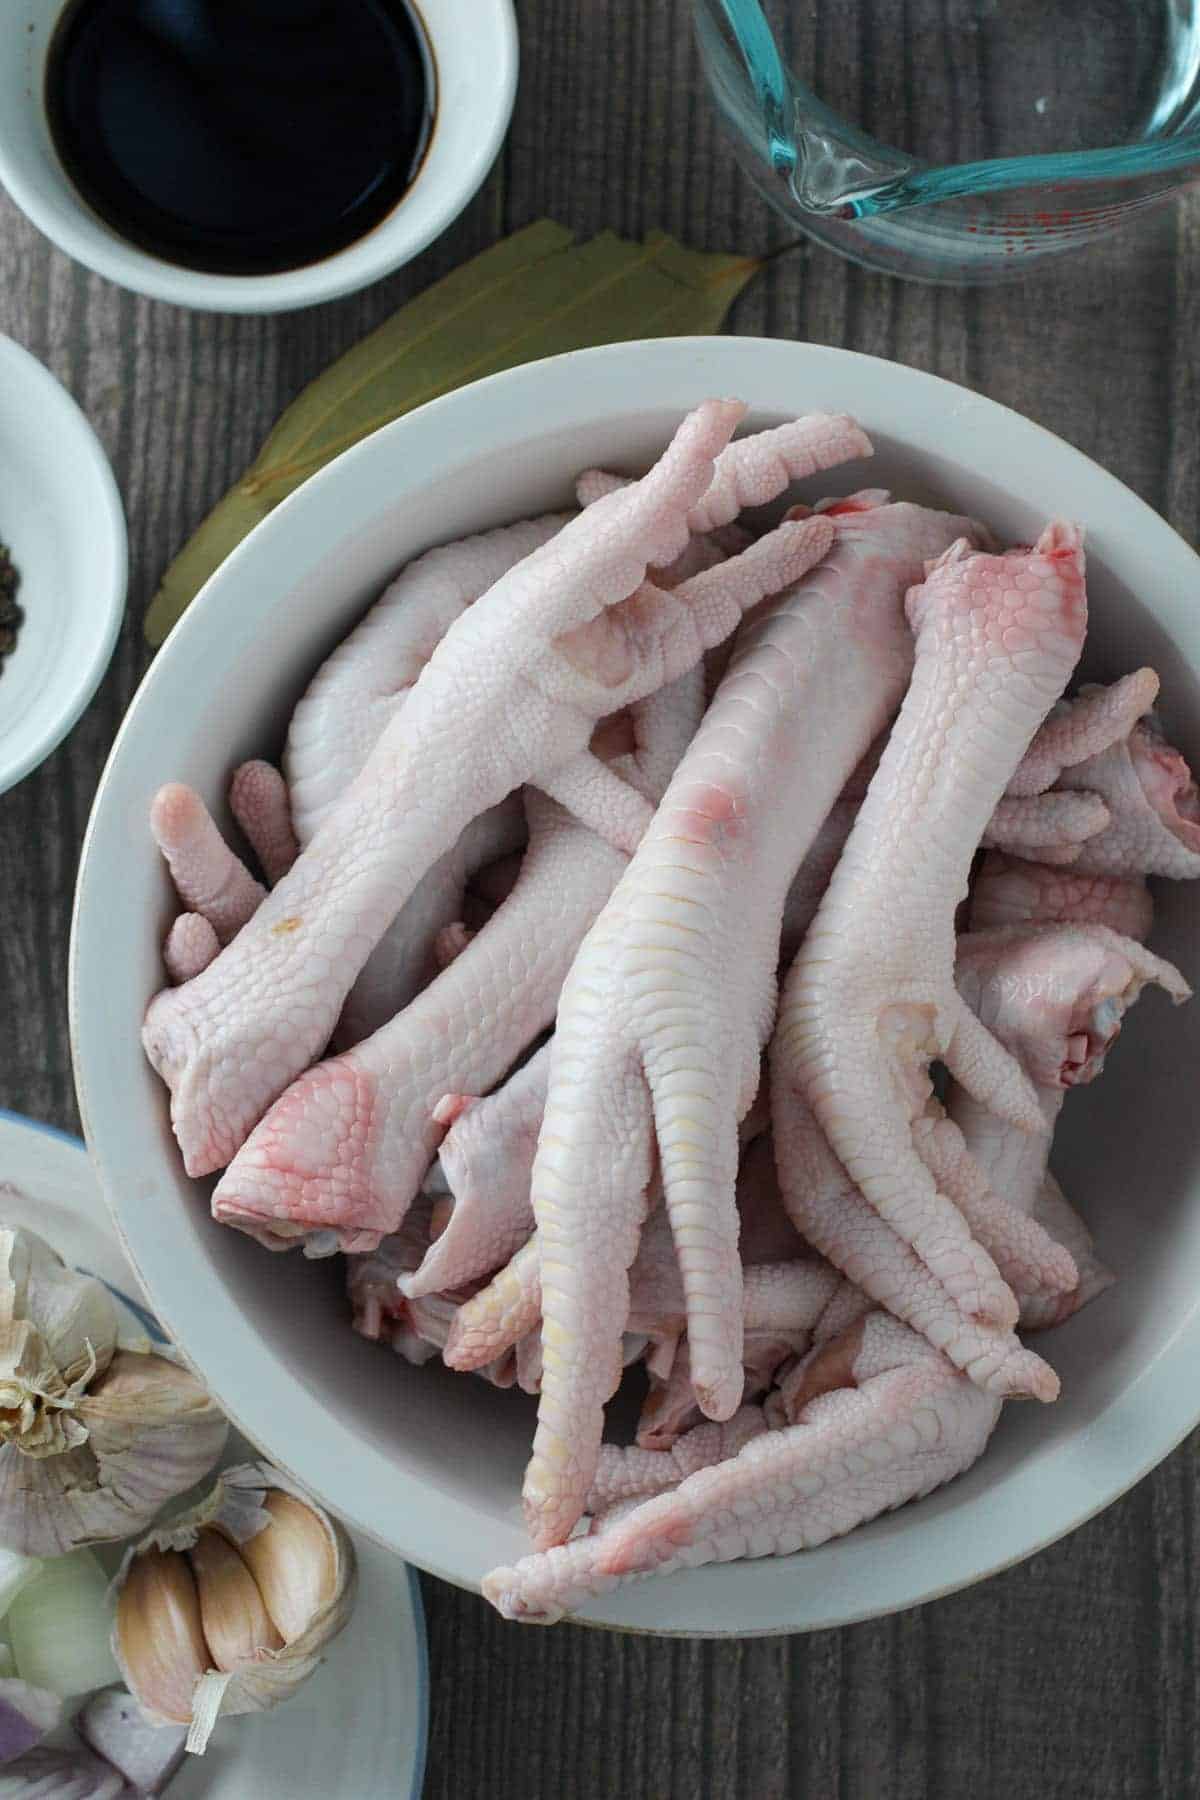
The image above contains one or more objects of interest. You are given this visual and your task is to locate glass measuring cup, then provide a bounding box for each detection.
[694,0,1200,282]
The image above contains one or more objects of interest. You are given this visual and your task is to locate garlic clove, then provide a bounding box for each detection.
[0,1351,227,1557]
[235,1491,338,1644]
[75,1687,187,1796]
[188,1528,282,1671]
[115,1549,210,1726]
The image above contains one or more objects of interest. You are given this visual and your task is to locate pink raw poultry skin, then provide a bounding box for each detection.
[969,851,1154,941]
[144,405,870,1181]
[403,1040,552,1300]
[948,922,1189,1327]
[484,1311,999,1624]
[210,671,706,1254]
[141,395,1200,1628]
[209,507,842,1251]
[1056,707,1200,878]
[521,496,982,1551]
[143,400,746,1177]
[773,524,1090,1341]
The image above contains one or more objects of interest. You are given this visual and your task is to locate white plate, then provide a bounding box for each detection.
[0,1109,429,1800]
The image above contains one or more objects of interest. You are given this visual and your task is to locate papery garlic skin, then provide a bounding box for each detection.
[113,1462,357,1755]
[0,1351,228,1557]
[0,1229,118,1457]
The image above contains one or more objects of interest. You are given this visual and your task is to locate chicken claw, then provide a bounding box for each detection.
[768,1075,1061,1398]
[153,761,295,982]
[1018,1174,1115,1331]
[227,760,299,886]
[1007,669,1160,797]
[162,912,220,986]
[211,674,704,1252]
[150,782,264,945]
[982,791,1110,866]
[483,1313,999,1624]
[774,523,1090,1331]
[402,1043,550,1299]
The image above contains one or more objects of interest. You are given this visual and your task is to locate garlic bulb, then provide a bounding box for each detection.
[0,1230,228,1557]
[0,1228,118,1456]
[113,1463,357,1754]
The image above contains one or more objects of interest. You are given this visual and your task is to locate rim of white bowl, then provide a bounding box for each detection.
[0,0,518,314]
[71,337,1200,1634]
[0,335,127,793]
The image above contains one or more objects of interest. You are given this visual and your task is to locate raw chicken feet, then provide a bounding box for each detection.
[522,497,981,1550]
[145,402,859,1175]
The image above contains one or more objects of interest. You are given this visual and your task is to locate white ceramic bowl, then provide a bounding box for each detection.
[0,1,517,314]
[71,338,1200,1635]
[0,335,126,794]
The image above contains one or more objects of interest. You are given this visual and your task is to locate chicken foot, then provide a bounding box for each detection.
[522,497,982,1550]
[482,1312,999,1624]
[768,1075,1062,1398]
[773,523,1091,1335]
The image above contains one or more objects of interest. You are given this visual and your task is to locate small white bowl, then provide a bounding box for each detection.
[0,335,126,795]
[71,338,1200,1634]
[0,1,518,314]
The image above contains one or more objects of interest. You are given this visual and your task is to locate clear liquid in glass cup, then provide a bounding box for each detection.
[695,0,1200,282]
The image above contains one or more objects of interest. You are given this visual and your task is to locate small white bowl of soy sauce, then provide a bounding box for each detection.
[0,0,517,313]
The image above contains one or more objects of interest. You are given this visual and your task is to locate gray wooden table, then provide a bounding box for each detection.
[2,5,1198,1796]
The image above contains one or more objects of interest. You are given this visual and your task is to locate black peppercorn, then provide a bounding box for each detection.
[0,544,23,674]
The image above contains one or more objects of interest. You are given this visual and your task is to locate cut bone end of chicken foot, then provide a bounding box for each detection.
[210,1054,389,1252]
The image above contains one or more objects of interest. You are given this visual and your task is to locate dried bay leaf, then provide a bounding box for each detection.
[146,220,761,645]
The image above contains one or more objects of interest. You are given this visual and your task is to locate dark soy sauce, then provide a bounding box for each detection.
[45,0,434,276]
